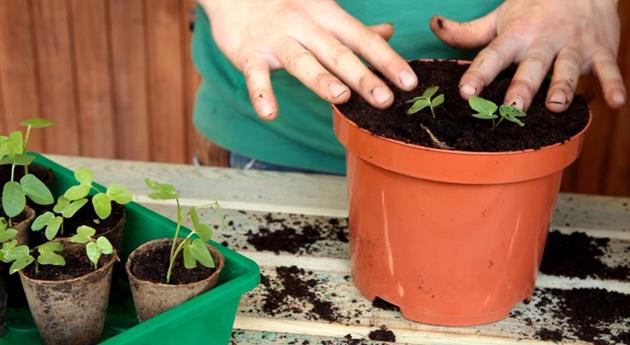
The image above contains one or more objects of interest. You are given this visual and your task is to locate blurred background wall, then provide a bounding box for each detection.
[0,0,629,196]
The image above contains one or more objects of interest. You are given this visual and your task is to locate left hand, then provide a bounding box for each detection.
[430,0,627,112]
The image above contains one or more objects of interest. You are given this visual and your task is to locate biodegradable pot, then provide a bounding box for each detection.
[333,99,591,326]
[18,243,118,345]
[126,238,225,321]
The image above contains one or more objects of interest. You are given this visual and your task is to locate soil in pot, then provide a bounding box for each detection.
[337,60,589,151]
[19,243,116,345]
[126,239,225,321]
[130,239,217,284]
[0,164,54,187]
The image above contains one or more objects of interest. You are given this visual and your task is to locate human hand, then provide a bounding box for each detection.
[198,0,418,120]
[430,0,627,112]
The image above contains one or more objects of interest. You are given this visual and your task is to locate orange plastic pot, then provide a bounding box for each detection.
[333,91,591,326]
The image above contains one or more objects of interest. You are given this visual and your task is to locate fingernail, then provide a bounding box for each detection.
[329,82,349,99]
[548,91,567,105]
[399,70,418,90]
[260,102,275,118]
[612,90,626,106]
[372,86,393,105]
[460,83,476,97]
[508,96,525,110]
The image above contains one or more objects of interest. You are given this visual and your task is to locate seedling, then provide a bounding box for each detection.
[1,239,65,275]
[1,119,55,221]
[70,225,113,270]
[145,178,217,284]
[406,86,445,118]
[468,96,526,129]
[32,167,133,240]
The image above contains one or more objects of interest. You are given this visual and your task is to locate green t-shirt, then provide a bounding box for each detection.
[192,1,501,174]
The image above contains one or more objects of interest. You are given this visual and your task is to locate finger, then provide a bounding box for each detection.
[242,55,278,120]
[504,41,557,110]
[276,37,351,104]
[324,14,417,91]
[368,23,394,41]
[430,11,498,49]
[592,48,627,109]
[459,34,523,99]
[546,46,583,113]
[293,29,395,108]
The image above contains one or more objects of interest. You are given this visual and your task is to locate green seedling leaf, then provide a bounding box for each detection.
[0,136,8,158]
[86,242,102,268]
[32,211,55,231]
[189,239,215,268]
[37,241,65,266]
[422,86,439,99]
[6,131,24,156]
[145,178,179,200]
[469,96,498,116]
[182,242,196,269]
[62,198,88,218]
[44,217,63,240]
[431,94,445,108]
[74,168,93,186]
[20,174,54,205]
[9,255,34,274]
[1,154,35,166]
[96,236,113,255]
[0,220,18,242]
[189,207,212,242]
[19,118,55,129]
[106,184,133,204]
[92,193,112,220]
[499,104,526,126]
[406,99,430,115]
[64,185,90,201]
[70,225,96,244]
[2,181,26,218]
[472,112,499,120]
[53,196,70,213]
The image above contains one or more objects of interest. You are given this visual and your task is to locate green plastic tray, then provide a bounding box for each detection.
[0,154,260,345]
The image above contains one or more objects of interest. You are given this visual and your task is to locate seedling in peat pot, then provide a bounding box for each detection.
[407,86,445,118]
[31,167,133,240]
[0,119,56,221]
[145,178,217,284]
[469,96,526,129]
[1,239,65,275]
[70,226,113,270]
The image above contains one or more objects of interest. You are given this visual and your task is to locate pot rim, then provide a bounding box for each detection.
[333,58,592,157]
[18,243,118,285]
[125,238,225,288]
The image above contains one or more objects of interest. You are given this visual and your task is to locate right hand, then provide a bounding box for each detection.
[198,0,418,120]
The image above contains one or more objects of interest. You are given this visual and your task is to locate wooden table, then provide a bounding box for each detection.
[50,155,630,345]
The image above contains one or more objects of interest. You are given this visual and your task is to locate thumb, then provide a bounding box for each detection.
[368,22,395,41]
[430,10,498,49]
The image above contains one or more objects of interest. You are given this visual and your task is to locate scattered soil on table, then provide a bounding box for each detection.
[337,60,589,152]
[368,326,396,342]
[245,213,349,254]
[130,240,216,285]
[532,288,630,344]
[540,230,629,281]
[23,246,110,281]
[259,266,341,322]
[372,298,400,312]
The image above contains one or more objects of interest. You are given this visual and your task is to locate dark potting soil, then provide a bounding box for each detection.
[540,230,629,281]
[368,326,396,342]
[0,164,53,188]
[245,213,349,255]
[337,60,589,152]
[533,288,630,345]
[63,198,125,237]
[259,266,341,322]
[23,247,111,281]
[371,297,400,312]
[0,208,29,225]
[130,240,217,285]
